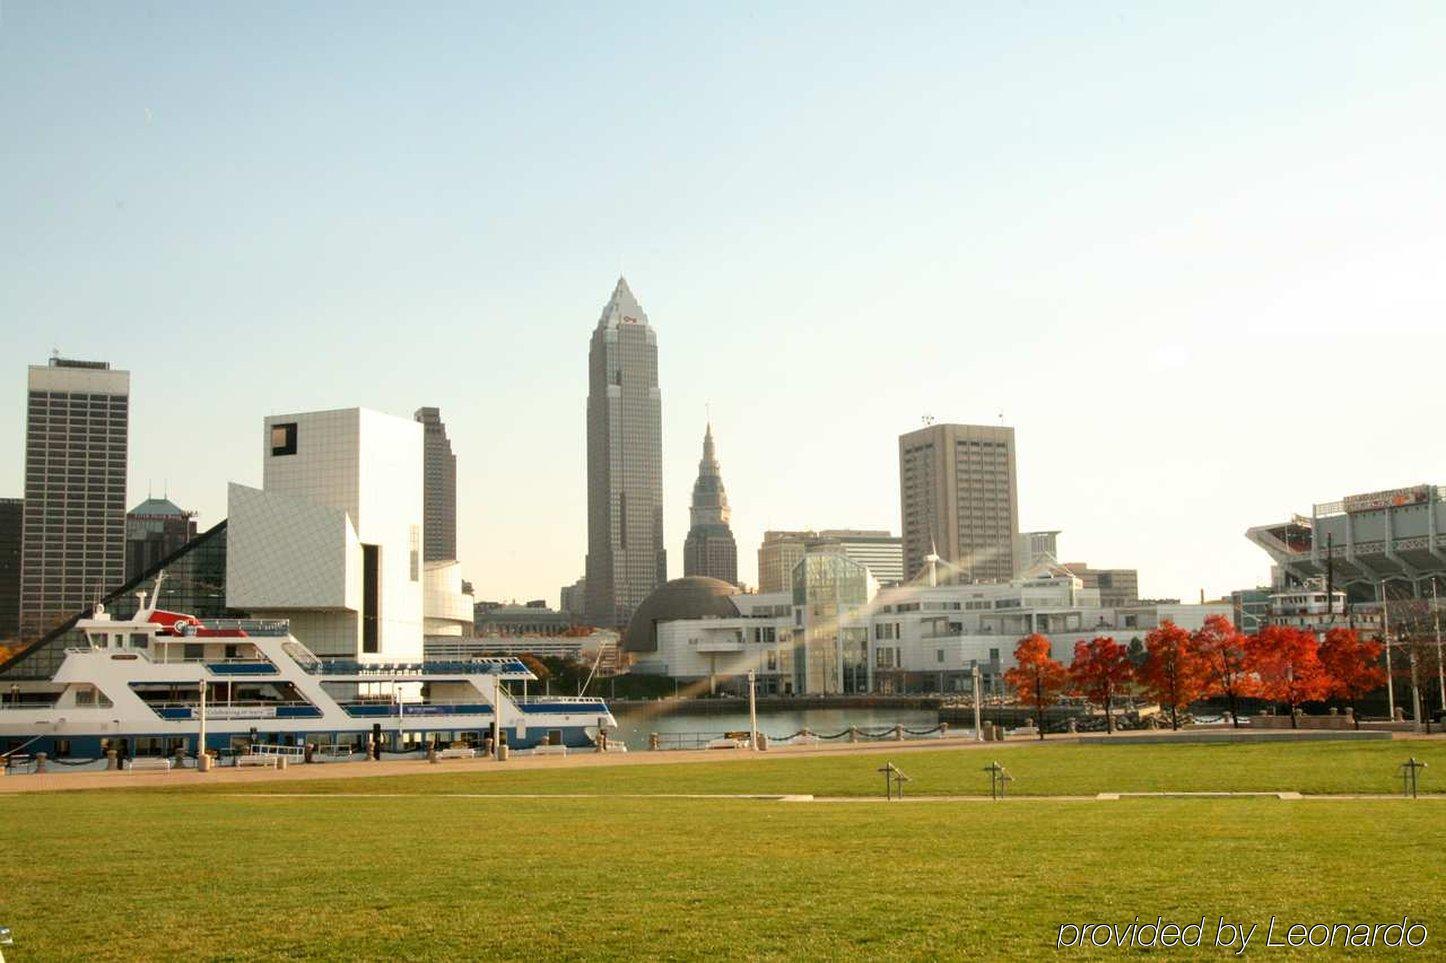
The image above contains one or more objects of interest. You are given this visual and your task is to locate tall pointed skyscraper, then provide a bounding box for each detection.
[683,422,738,586]
[585,277,666,627]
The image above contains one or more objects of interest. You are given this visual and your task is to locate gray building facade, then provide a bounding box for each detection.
[414,406,457,563]
[682,423,738,586]
[124,497,198,585]
[899,423,1018,584]
[585,278,666,627]
[19,358,130,640]
[0,498,21,639]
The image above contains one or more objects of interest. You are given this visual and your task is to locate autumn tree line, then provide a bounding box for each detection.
[1002,615,1410,737]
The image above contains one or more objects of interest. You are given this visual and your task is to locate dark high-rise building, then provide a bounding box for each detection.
[585,277,666,627]
[0,498,21,639]
[19,358,130,640]
[682,423,738,586]
[414,406,457,562]
[125,497,198,585]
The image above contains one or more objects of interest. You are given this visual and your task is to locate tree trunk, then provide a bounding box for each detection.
[1351,697,1360,731]
[1289,701,1298,729]
[1036,679,1046,740]
[1104,690,1114,734]
[1227,690,1240,729]
[1169,700,1179,731]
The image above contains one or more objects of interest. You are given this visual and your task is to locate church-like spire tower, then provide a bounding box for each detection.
[683,421,738,586]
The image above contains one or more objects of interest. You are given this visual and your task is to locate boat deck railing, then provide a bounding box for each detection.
[306,657,531,677]
[148,701,323,720]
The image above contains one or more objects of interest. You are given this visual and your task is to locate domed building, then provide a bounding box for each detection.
[623,576,740,655]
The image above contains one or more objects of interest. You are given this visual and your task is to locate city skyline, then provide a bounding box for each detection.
[4,4,1446,606]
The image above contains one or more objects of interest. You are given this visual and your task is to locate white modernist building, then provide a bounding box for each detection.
[631,557,1228,696]
[226,408,429,663]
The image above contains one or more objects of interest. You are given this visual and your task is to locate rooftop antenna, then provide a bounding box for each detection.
[921,414,934,426]
[998,411,1005,425]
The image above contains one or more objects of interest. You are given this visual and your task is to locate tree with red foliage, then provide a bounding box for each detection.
[1068,636,1133,733]
[1317,627,1386,730]
[1245,625,1331,728]
[1138,620,1209,730]
[1191,615,1250,728]
[1004,634,1068,740]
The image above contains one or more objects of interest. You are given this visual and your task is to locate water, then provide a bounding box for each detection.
[610,703,942,749]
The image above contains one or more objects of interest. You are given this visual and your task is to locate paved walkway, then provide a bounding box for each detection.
[3,729,1440,795]
[0,734,1008,794]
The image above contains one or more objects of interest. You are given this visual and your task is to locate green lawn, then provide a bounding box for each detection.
[190,739,1446,799]
[2,741,1442,961]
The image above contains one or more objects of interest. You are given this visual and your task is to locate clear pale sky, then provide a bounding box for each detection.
[2,3,1444,605]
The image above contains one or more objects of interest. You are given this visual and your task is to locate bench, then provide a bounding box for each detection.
[438,747,476,760]
[530,744,568,757]
[236,754,280,768]
[126,757,173,772]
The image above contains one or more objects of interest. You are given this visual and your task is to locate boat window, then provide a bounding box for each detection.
[130,633,150,648]
[184,643,204,661]
[75,687,95,706]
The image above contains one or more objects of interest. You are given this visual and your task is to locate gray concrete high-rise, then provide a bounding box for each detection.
[19,358,130,639]
[414,406,457,563]
[683,422,738,586]
[585,277,666,627]
[899,423,1018,584]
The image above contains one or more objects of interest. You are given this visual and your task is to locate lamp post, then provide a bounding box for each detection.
[971,663,983,742]
[1434,581,1445,714]
[747,668,759,751]
[1381,582,1396,719]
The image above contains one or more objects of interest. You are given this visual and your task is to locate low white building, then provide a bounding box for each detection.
[628,559,1229,696]
[226,407,426,662]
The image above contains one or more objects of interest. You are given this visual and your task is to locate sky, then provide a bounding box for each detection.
[2,2,1445,606]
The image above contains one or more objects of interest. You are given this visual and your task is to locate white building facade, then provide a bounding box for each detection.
[635,559,1229,696]
[226,408,426,662]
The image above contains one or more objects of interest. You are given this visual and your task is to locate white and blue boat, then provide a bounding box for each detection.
[0,573,616,765]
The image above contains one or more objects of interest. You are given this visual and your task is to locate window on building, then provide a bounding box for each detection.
[936,648,945,663]
[270,422,298,456]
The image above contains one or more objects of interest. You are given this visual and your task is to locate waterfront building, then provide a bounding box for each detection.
[414,407,457,563]
[475,601,576,637]
[898,423,1018,585]
[1230,586,1271,634]
[423,559,476,637]
[559,576,587,619]
[1060,563,1140,607]
[585,277,666,628]
[19,358,130,640]
[757,530,903,592]
[626,560,1228,697]
[1015,530,1061,572]
[425,629,617,664]
[682,423,738,586]
[226,407,425,662]
[124,497,198,585]
[0,498,21,639]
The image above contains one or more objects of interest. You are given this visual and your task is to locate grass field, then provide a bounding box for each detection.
[1,741,1443,961]
[194,738,1446,799]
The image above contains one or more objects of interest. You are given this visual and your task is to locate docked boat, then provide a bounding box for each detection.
[0,573,616,763]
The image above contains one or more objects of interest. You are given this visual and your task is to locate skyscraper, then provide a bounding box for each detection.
[19,358,130,639]
[0,498,21,639]
[585,277,666,627]
[898,423,1018,584]
[414,406,457,562]
[124,496,198,584]
[683,423,738,586]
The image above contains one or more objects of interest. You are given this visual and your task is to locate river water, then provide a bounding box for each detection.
[610,703,943,749]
